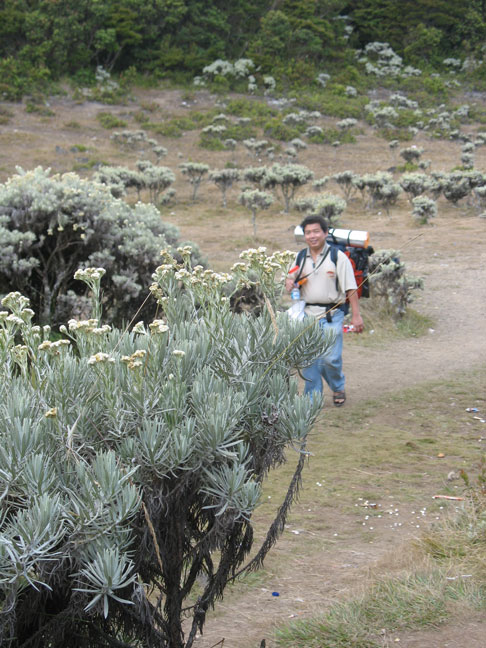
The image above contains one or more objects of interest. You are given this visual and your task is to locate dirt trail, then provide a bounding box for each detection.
[195,229,486,647]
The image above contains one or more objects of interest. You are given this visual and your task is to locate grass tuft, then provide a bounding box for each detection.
[276,571,486,647]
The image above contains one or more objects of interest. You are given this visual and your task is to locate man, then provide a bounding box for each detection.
[285,216,364,406]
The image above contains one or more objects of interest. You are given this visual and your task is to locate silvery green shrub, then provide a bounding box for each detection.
[0,167,201,326]
[412,196,437,224]
[373,106,398,128]
[442,171,471,205]
[332,171,358,200]
[243,138,268,158]
[305,125,323,138]
[399,146,424,165]
[361,171,394,209]
[368,249,424,317]
[0,249,325,648]
[316,72,330,87]
[295,194,346,226]
[263,163,314,214]
[239,189,274,236]
[313,176,329,192]
[135,160,176,204]
[461,152,475,170]
[110,129,149,150]
[474,186,486,213]
[336,118,357,132]
[209,168,241,207]
[179,162,210,201]
[399,173,431,204]
[242,166,269,189]
[373,182,402,217]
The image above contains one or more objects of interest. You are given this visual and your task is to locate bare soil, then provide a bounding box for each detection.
[1,88,486,647]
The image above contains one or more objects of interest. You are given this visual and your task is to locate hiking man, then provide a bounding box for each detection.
[285,215,364,406]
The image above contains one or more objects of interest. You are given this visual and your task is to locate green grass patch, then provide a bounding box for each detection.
[97,112,128,129]
[225,97,277,120]
[64,120,81,129]
[70,144,88,153]
[345,299,435,347]
[72,158,108,171]
[198,135,226,150]
[275,572,486,647]
[0,106,13,124]
[292,91,368,119]
[25,102,55,117]
[146,111,215,137]
[263,118,302,141]
[309,127,356,145]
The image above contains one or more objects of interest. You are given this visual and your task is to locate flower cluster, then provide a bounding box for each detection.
[121,349,147,370]
[38,339,71,356]
[234,247,294,299]
[87,352,115,365]
[148,320,169,334]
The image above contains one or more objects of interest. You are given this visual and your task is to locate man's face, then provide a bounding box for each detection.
[304,223,327,251]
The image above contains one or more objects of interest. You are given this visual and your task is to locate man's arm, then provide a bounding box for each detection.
[285,272,297,292]
[346,289,364,333]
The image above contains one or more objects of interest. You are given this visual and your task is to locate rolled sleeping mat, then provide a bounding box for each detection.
[293,225,369,249]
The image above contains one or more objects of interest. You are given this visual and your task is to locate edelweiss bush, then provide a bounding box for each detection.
[0,167,201,326]
[0,251,326,648]
[369,250,423,317]
[412,196,437,225]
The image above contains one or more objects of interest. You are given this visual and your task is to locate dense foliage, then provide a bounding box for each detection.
[0,167,203,326]
[0,248,325,648]
[1,0,485,97]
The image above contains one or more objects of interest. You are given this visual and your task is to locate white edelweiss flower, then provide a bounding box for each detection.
[87,352,114,365]
[172,349,185,357]
[45,407,58,418]
[6,315,24,326]
[52,339,71,348]
[92,325,111,335]
[128,360,143,369]
[149,319,169,333]
[132,321,146,334]
[38,341,52,351]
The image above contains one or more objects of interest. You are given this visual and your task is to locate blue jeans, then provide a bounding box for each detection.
[302,309,345,396]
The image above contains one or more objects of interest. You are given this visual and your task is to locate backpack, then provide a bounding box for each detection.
[294,235,374,300]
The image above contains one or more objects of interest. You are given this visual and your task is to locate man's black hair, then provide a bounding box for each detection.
[300,215,329,233]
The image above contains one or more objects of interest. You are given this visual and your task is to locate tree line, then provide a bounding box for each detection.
[1,0,485,93]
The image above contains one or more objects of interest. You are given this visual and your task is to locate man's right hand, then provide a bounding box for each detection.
[285,276,296,292]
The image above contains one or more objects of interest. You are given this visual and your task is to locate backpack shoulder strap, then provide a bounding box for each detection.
[294,248,307,282]
[329,243,341,293]
[330,244,338,266]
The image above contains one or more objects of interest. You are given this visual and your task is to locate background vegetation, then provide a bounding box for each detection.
[1,0,486,99]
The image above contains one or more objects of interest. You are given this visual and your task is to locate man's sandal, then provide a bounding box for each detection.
[333,391,346,407]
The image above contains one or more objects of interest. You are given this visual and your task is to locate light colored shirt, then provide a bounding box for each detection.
[295,244,357,317]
